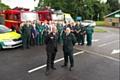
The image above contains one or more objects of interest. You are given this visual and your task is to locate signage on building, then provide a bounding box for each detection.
[76,16,82,20]
[115,14,120,18]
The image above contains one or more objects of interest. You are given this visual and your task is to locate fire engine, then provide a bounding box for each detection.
[0,7,74,32]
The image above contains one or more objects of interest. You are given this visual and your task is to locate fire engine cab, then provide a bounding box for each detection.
[0,7,53,32]
[0,7,39,32]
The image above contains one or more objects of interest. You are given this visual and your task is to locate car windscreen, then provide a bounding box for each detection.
[21,12,39,21]
[65,18,74,23]
[0,25,10,33]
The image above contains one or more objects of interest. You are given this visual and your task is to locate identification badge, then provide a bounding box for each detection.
[50,37,54,39]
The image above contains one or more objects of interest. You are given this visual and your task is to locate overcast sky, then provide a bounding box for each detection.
[1,0,107,10]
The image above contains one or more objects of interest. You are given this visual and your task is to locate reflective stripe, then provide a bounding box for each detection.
[0,42,5,46]
[5,20,20,23]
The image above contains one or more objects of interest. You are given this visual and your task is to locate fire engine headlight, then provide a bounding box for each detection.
[3,39,13,42]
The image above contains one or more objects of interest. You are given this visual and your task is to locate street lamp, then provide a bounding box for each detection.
[97,13,99,21]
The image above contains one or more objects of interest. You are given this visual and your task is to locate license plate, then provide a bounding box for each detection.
[6,45,12,47]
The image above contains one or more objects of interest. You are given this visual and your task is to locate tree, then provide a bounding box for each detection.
[37,0,110,21]
[107,0,120,12]
[0,2,11,10]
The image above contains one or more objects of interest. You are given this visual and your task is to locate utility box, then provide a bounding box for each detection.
[0,15,5,25]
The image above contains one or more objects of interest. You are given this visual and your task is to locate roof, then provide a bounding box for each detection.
[104,10,120,18]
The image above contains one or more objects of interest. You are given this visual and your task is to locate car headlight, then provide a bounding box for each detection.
[3,39,13,42]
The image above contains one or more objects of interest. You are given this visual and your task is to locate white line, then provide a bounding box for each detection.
[105,34,114,38]
[98,40,119,47]
[28,51,84,73]
[74,47,120,62]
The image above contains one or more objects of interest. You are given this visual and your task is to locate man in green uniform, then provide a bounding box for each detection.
[57,23,63,44]
[75,21,81,45]
[22,21,32,50]
[61,27,76,71]
[80,25,86,45]
[20,23,24,47]
[38,22,44,45]
[86,24,94,46]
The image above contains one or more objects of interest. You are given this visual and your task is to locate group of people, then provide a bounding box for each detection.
[20,20,94,49]
[19,20,94,76]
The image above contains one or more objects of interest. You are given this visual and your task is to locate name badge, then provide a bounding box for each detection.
[50,37,54,39]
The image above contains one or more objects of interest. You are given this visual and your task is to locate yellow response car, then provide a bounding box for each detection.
[0,25,22,50]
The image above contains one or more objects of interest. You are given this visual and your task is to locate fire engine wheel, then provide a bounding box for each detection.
[0,45,2,51]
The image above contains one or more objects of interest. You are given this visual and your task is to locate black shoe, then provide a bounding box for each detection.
[81,44,84,46]
[78,43,80,45]
[61,64,67,67]
[69,67,73,71]
[51,67,56,70]
[45,71,49,76]
[27,47,30,49]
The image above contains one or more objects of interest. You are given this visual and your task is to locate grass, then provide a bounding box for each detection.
[94,29,106,32]
[95,21,105,26]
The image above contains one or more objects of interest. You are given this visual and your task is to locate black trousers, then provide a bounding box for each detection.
[46,52,56,71]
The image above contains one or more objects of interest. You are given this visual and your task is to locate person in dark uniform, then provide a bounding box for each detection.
[32,24,38,46]
[43,21,49,44]
[86,24,94,46]
[70,22,75,34]
[11,25,16,32]
[22,21,32,50]
[74,21,81,45]
[45,26,58,76]
[80,25,86,45]
[61,27,76,71]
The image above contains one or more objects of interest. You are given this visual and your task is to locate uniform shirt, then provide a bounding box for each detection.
[38,25,44,33]
[45,32,58,53]
[22,25,32,36]
[62,33,76,52]
[86,26,94,34]
[80,26,86,34]
[57,26,63,33]
[75,24,81,31]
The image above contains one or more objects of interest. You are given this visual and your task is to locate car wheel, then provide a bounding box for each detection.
[0,45,2,51]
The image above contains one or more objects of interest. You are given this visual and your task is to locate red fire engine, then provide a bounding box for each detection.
[0,7,52,32]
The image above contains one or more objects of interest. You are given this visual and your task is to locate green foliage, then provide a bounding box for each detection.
[107,0,120,12]
[94,29,106,32]
[37,0,119,21]
[95,21,105,26]
[0,2,11,10]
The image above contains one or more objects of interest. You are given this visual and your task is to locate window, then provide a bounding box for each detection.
[39,14,42,20]
[14,14,20,21]
[5,13,9,20]
[10,14,12,20]
[45,13,50,20]
[109,18,112,23]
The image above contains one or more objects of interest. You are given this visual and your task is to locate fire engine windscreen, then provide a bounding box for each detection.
[21,12,39,21]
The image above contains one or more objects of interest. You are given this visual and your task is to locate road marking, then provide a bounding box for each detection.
[74,47,120,62]
[111,49,120,54]
[98,40,119,47]
[105,34,115,38]
[85,39,99,43]
[75,39,99,45]
[28,51,84,73]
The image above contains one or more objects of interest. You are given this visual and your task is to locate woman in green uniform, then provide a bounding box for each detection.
[57,23,63,44]
[38,22,44,45]
[86,24,94,46]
